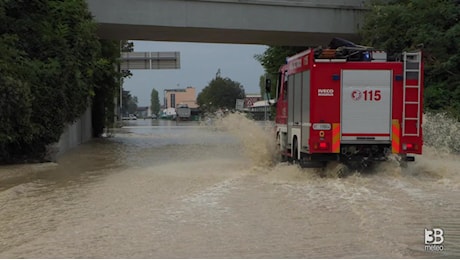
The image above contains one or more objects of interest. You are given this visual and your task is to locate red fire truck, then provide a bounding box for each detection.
[272,39,423,168]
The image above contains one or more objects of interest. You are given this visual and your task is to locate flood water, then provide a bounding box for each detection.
[0,115,459,258]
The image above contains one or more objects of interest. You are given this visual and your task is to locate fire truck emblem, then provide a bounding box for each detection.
[351,90,362,101]
[318,89,334,96]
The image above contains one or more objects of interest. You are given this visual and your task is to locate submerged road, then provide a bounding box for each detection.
[0,115,459,258]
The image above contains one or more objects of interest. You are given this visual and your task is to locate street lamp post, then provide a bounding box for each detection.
[120,78,123,123]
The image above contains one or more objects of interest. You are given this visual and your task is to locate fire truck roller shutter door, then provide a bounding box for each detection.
[301,71,311,152]
[291,73,302,157]
[341,70,392,143]
[287,74,295,147]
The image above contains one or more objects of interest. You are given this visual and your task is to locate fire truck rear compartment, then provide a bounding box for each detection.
[341,70,392,142]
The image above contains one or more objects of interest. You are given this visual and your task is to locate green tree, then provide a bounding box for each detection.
[92,40,122,137]
[0,34,33,157]
[254,46,306,76]
[360,0,460,117]
[197,76,245,112]
[254,46,306,109]
[120,40,133,78]
[128,96,138,115]
[150,88,160,115]
[121,40,134,52]
[0,0,101,161]
[0,0,122,162]
[122,90,138,115]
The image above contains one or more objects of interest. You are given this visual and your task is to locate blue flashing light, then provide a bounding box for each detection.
[363,51,371,61]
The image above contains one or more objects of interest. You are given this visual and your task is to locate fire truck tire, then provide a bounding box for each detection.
[325,162,349,178]
[277,133,287,162]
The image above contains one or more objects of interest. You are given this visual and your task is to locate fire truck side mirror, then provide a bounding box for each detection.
[265,79,272,93]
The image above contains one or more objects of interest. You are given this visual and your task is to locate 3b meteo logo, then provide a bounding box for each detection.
[425,228,444,252]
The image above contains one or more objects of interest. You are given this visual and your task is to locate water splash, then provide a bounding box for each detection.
[210,112,278,168]
[404,113,460,181]
[423,112,460,154]
[207,111,460,183]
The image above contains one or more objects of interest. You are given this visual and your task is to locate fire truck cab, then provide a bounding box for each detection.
[274,39,423,168]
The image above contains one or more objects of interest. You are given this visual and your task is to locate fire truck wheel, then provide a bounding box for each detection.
[325,162,349,178]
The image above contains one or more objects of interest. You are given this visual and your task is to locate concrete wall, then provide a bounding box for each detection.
[54,107,93,159]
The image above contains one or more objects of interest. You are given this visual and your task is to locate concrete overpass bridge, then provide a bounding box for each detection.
[86,0,370,46]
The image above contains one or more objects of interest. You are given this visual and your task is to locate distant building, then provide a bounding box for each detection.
[248,99,275,112]
[136,106,149,118]
[164,86,198,109]
[244,94,262,108]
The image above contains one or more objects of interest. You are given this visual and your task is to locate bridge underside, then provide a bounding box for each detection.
[88,0,366,46]
[97,23,360,46]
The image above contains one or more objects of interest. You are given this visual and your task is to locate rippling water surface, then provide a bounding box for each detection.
[0,116,459,258]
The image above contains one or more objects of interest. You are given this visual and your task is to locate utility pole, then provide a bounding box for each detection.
[118,41,123,126]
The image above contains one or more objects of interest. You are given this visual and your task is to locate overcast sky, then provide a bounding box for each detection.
[123,41,267,107]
